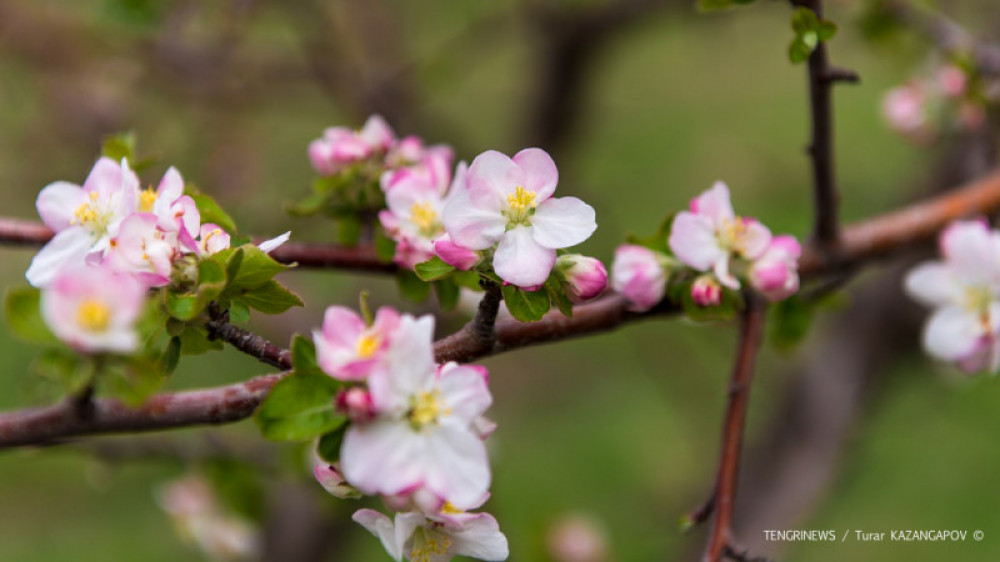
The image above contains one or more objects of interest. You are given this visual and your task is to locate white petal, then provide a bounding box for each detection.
[668,212,725,271]
[258,231,291,254]
[423,424,491,510]
[438,366,493,423]
[353,509,404,562]
[923,306,983,361]
[904,262,962,307]
[36,182,86,231]
[466,150,523,199]
[530,197,597,249]
[512,148,558,200]
[493,226,557,288]
[25,228,94,287]
[341,421,424,497]
[693,181,735,224]
[448,513,510,561]
[442,188,506,250]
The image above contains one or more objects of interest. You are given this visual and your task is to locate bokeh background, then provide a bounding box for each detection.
[1,0,999,560]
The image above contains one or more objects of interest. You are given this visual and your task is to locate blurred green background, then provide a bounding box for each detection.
[1,0,999,560]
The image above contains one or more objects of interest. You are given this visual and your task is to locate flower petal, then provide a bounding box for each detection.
[530,197,597,249]
[423,424,491,510]
[493,226,557,288]
[691,181,735,224]
[442,188,507,250]
[904,262,962,307]
[258,231,291,254]
[36,182,87,231]
[352,509,405,562]
[512,148,558,200]
[437,364,493,423]
[466,150,523,199]
[25,228,94,287]
[448,512,510,561]
[923,306,984,361]
[341,421,425,497]
[668,212,725,271]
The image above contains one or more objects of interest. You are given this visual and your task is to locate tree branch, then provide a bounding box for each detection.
[702,294,767,562]
[205,304,292,370]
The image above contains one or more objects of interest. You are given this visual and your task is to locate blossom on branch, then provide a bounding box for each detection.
[611,245,667,312]
[748,235,802,302]
[380,162,465,268]
[554,254,608,303]
[309,114,396,175]
[313,305,402,380]
[905,220,1000,374]
[441,148,597,288]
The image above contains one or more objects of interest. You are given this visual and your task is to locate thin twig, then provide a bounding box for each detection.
[702,294,767,562]
[205,304,292,370]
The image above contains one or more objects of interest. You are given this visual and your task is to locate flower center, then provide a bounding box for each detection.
[410,526,452,562]
[76,299,111,332]
[409,202,440,235]
[408,390,450,429]
[72,192,110,233]
[139,188,158,213]
[355,331,381,359]
[963,286,994,315]
[506,185,537,224]
[717,218,750,255]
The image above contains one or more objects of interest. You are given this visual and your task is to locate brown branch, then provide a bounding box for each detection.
[702,294,767,562]
[206,304,292,370]
[791,0,855,249]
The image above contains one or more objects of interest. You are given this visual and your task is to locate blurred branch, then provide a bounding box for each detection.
[790,0,858,250]
[886,0,1000,77]
[702,294,767,562]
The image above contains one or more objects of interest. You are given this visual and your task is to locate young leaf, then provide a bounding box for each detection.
[544,277,575,318]
[285,192,328,217]
[228,300,251,324]
[414,256,456,282]
[769,295,815,350]
[254,373,344,441]
[789,36,813,64]
[226,245,287,290]
[502,285,551,323]
[31,348,94,394]
[397,270,431,303]
[164,259,227,321]
[434,279,461,311]
[317,425,348,463]
[791,6,819,34]
[817,20,838,42]
[161,336,182,374]
[178,325,224,355]
[101,132,136,163]
[291,333,324,377]
[336,216,362,246]
[237,280,304,315]
[4,288,56,345]
[189,192,237,234]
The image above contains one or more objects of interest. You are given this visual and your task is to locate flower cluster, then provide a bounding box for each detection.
[27,157,288,354]
[158,474,260,562]
[612,181,801,311]
[312,305,508,561]
[905,220,1000,374]
[882,63,990,144]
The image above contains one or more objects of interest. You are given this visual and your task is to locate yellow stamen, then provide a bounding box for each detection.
[76,299,111,332]
[72,192,107,230]
[139,188,158,213]
[356,331,381,359]
[409,202,439,234]
[410,527,452,562]
[409,390,451,429]
[717,218,750,255]
[440,502,463,515]
[506,185,537,223]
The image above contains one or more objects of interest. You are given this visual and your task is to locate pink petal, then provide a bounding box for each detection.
[668,212,724,271]
[493,226,557,288]
[466,150,523,199]
[692,181,735,224]
[530,196,597,249]
[512,148,558,200]
[442,188,507,250]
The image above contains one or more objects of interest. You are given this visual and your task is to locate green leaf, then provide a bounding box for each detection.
[237,280,303,314]
[317,425,348,463]
[415,256,456,282]
[164,259,227,321]
[255,373,345,441]
[161,337,181,374]
[769,295,815,350]
[178,325,224,355]
[222,247,245,284]
[228,300,251,324]
[32,349,94,394]
[817,20,838,42]
[397,270,431,303]
[189,192,237,234]
[434,280,460,311]
[791,6,819,34]
[225,245,287,290]
[801,30,818,50]
[544,276,574,318]
[285,191,328,217]
[5,288,56,345]
[502,285,551,323]
[101,132,136,163]
[291,334,324,377]
[101,355,167,406]
[789,36,814,63]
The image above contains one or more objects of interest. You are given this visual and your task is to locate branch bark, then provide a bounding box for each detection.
[702,294,767,562]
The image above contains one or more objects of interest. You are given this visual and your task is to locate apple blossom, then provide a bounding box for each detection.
[441,148,597,288]
[554,254,607,303]
[27,157,140,287]
[380,163,465,268]
[938,64,967,99]
[103,213,176,287]
[434,234,482,271]
[41,264,147,354]
[904,220,1000,373]
[195,223,232,256]
[314,463,362,499]
[611,244,667,312]
[143,167,200,248]
[313,305,401,380]
[383,141,454,194]
[336,386,378,423]
[353,506,509,562]
[690,275,722,307]
[340,315,492,510]
[158,475,260,562]
[669,181,771,289]
[882,83,930,140]
[309,114,395,175]
[748,235,802,302]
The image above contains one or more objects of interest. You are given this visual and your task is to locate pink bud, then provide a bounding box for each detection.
[336,387,377,423]
[611,245,667,312]
[938,65,967,99]
[313,464,361,499]
[749,235,801,302]
[691,275,722,307]
[556,254,608,303]
[434,235,482,270]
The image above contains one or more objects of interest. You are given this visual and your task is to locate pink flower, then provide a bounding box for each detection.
[103,213,176,287]
[308,115,396,175]
[336,387,377,423]
[668,181,771,289]
[611,245,667,312]
[195,223,232,256]
[382,142,454,194]
[442,149,597,288]
[748,235,801,302]
[313,306,401,381]
[143,167,200,249]
[904,220,1000,373]
[434,234,482,271]
[690,275,722,307]
[314,464,362,499]
[882,83,929,139]
[555,255,607,303]
[353,506,509,562]
[41,264,146,353]
[340,315,493,510]
[938,65,967,99]
[27,157,140,287]
[380,163,465,269]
